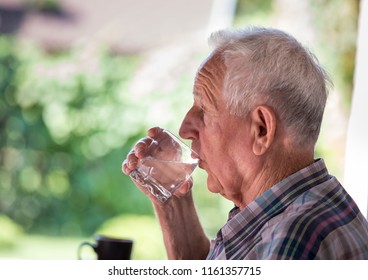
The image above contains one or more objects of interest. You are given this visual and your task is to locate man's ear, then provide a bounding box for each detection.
[250,105,277,155]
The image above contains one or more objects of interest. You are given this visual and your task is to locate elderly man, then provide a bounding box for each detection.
[122,27,368,259]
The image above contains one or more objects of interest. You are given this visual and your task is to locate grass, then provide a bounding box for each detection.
[0,235,92,260]
[0,213,168,260]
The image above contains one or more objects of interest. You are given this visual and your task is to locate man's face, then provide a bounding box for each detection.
[179,53,253,201]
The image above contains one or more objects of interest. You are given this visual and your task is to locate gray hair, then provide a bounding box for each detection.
[209,27,332,146]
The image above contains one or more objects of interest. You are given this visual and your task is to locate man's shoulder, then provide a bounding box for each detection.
[257,179,368,259]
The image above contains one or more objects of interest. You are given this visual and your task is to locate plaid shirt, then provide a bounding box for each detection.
[207,159,368,259]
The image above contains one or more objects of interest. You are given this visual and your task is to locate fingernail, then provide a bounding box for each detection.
[128,159,137,166]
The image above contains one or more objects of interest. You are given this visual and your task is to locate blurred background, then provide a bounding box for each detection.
[0,0,365,259]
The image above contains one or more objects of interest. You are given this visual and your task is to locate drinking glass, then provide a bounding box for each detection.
[130,129,198,203]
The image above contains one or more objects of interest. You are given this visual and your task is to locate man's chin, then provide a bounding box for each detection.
[206,177,221,194]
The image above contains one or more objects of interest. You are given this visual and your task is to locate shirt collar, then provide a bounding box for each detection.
[220,158,330,259]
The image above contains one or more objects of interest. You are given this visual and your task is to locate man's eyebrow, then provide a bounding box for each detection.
[193,89,218,112]
[193,91,204,107]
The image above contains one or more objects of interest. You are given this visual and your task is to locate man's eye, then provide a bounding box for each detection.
[199,106,205,117]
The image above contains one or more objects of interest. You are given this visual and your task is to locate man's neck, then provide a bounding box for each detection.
[237,147,314,210]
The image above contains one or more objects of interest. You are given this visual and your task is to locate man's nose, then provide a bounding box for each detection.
[179,107,198,140]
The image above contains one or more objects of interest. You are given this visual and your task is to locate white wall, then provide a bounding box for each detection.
[344,0,368,218]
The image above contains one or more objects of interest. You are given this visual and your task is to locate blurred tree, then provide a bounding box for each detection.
[234,0,273,26]
[310,0,359,108]
[0,36,154,236]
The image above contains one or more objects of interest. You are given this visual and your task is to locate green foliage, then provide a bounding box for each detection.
[234,0,273,27]
[0,35,155,236]
[310,0,358,109]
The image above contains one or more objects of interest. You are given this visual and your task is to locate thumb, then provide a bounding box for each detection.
[175,177,194,196]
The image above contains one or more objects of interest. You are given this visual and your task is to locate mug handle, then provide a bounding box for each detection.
[78,241,96,260]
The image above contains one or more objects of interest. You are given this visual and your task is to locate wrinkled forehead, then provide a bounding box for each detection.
[196,50,226,80]
[193,51,226,107]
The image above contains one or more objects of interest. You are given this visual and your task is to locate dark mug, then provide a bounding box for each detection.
[78,235,133,260]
